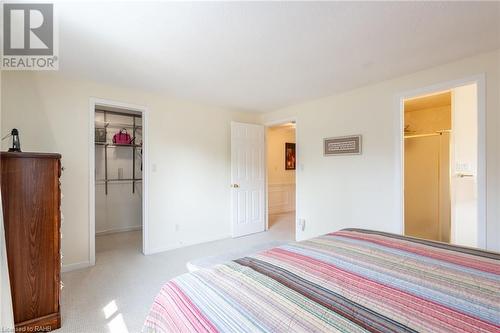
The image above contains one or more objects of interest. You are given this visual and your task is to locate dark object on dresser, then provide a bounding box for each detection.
[1,152,62,332]
[8,128,22,152]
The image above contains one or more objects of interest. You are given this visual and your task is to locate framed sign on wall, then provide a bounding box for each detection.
[324,135,362,156]
[285,142,296,170]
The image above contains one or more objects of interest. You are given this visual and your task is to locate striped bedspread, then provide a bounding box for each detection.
[143,229,500,333]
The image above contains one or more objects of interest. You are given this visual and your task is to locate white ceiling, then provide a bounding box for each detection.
[58,1,500,112]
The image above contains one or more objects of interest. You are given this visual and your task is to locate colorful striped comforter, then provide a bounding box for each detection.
[143,229,500,333]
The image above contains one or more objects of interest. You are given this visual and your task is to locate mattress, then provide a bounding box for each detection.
[143,229,500,333]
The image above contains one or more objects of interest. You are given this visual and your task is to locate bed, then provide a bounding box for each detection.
[143,229,500,332]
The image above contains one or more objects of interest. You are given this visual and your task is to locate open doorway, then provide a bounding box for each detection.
[266,122,296,240]
[90,99,149,265]
[403,83,481,247]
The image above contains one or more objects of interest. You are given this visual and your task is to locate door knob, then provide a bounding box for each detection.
[231,184,240,188]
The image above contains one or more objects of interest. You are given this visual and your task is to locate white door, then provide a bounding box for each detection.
[231,122,265,237]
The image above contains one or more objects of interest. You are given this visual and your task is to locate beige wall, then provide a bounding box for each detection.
[267,126,296,185]
[1,72,258,269]
[260,49,500,251]
[1,49,499,273]
[267,125,296,214]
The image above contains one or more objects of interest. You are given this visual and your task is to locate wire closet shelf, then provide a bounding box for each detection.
[95,109,142,195]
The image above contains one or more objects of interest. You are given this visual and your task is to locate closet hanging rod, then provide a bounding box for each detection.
[404,130,451,139]
[95,121,142,130]
[95,143,142,148]
[96,178,142,182]
[95,109,142,117]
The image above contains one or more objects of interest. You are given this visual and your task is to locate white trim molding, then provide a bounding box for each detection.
[263,116,297,128]
[62,261,92,273]
[395,74,487,249]
[88,98,151,268]
[148,233,232,256]
[268,183,296,214]
[95,225,142,236]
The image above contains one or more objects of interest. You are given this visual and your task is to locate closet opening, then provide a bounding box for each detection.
[403,83,479,247]
[94,105,144,258]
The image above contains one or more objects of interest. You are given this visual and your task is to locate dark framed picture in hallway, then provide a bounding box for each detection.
[285,142,296,170]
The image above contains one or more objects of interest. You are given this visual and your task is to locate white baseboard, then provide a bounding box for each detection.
[147,234,232,255]
[268,183,296,214]
[62,261,92,273]
[96,225,142,236]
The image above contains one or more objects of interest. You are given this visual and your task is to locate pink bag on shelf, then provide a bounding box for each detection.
[112,129,132,145]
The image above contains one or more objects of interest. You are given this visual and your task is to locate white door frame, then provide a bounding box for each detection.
[395,74,486,249]
[88,98,150,266]
[264,117,298,241]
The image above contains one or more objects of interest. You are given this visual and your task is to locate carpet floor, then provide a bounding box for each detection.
[57,212,295,333]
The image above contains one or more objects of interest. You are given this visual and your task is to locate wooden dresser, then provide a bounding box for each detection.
[1,152,62,331]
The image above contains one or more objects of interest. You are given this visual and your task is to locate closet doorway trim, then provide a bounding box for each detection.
[89,98,150,266]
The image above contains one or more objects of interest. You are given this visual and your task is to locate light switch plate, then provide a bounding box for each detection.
[297,218,306,231]
[456,162,472,173]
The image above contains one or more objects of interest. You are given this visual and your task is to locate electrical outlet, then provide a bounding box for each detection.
[175,224,180,232]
